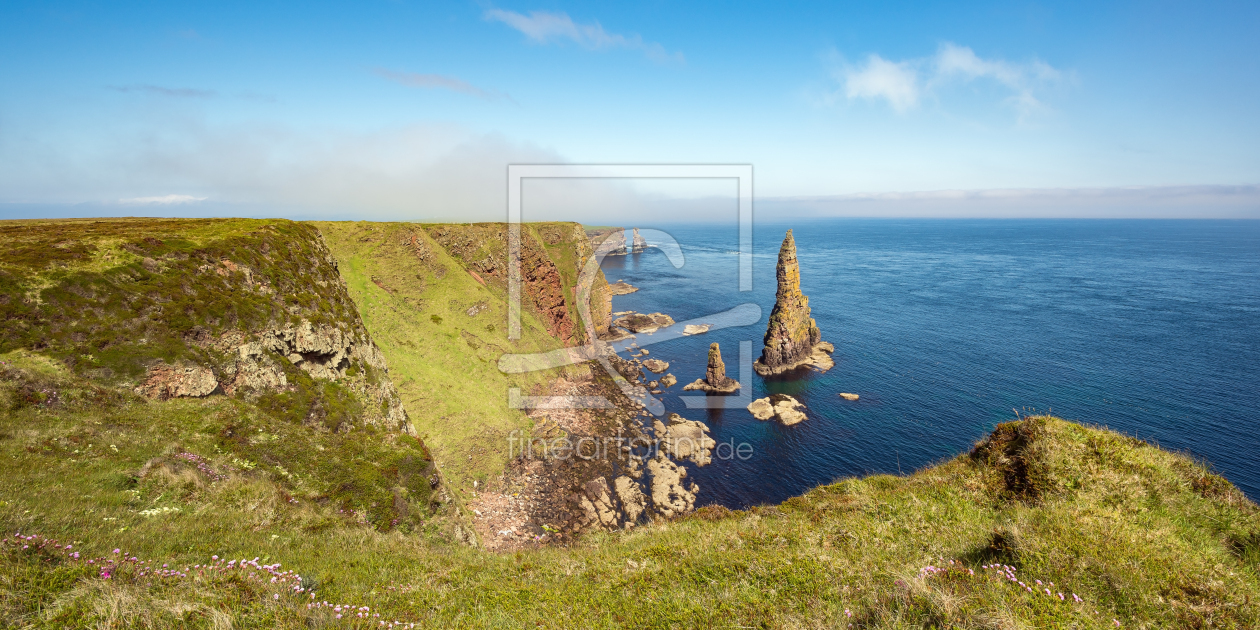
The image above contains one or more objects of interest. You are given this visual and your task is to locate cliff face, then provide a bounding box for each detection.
[424,223,611,344]
[756,230,824,374]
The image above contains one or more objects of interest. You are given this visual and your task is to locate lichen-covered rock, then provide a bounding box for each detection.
[660,374,677,388]
[755,229,831,376]
[682,324,711,336]
[654,413,716,466]
[648,454,697,517]
[134,363,218,400]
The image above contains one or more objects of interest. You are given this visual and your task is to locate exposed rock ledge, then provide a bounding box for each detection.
[654,413,716,466]
[613,312,675,334]
[608,280,639,295]
[748,394,808,426]
[682,324,711,335]
[642,358,670,373]
[753,341,835,377]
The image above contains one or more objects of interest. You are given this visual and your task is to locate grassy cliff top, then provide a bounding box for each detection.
[3,353,1257,629]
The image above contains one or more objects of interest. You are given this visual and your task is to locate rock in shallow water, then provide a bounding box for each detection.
[747,394,808,426]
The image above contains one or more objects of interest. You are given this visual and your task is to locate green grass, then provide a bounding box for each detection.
[3,347,1258,628]
[3,219,1259,628]
[313,221,597,499]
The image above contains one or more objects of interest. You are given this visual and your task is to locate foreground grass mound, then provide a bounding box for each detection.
[3,365,1257,630]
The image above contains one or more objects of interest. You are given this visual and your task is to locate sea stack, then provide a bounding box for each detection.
[754,230,835,376]
[631,228,647,253]
[682,342,740,393]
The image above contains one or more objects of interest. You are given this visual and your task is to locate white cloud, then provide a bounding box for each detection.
[831,42,1065,118]
[839,55,921,112]
[484,9,682,63]
[118,194,207,205]
[372,68,509,101]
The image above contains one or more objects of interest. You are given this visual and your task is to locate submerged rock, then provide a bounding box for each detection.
[682,342,740,393]
[754,230,833,376]
[747,394,808,426]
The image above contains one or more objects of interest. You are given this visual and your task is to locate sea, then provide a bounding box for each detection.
[599,219,1260,509]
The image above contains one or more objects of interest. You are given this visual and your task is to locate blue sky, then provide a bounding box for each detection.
[1,1,1258,220]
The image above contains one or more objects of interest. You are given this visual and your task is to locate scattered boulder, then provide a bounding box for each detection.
[654,413,717,466]
[748,394,808,426]
[682,324,711,336]
[754,229,832,376]
[643,359,670,373]
[839,392,860,401]
[134,363,218,400]
[660,374,677,388]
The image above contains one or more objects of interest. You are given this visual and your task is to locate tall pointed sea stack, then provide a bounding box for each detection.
[754,230,834,376]
[683,342,740,392]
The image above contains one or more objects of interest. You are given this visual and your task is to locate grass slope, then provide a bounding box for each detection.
[313,221,592,497]
[2,350,1257,628]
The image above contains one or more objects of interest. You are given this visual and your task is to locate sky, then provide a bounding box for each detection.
[1,0,1258,221]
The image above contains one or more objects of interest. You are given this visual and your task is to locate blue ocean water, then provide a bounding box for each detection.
[600,220,1260,509]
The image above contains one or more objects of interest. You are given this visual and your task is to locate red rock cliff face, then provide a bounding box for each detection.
[425,223,598,345]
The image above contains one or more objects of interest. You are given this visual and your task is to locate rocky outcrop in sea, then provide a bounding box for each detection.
[682,343,740,393]
[754,229,834,376]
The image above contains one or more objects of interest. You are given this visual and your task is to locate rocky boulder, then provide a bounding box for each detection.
[134,363,218,400]
[647,454,697,518]
[642,358,670,373]
[748,394,809,426]
[654,413,717,466]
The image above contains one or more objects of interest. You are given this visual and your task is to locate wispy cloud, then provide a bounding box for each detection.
[831,43,1066,119]
[119,194,207,205]
[841,55,920,113]
[372,68,509,101]
[108,84,216,98]
[484,9,682,63]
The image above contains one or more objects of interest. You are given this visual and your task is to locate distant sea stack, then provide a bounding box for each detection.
[754,230,835,376]
[683,342,740,393]
[631,228,647,253]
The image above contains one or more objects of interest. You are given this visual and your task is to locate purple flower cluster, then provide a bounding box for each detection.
[173,452,228,481]
[307,601,417,627]
[4,532,418,626]
[918,558,975,579]
[980,564,1083,603]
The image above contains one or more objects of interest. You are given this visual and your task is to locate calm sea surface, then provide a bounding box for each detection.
[600,220,1260,508]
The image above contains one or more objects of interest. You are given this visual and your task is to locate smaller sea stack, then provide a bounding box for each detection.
[754,229,834,376]
[683,342,740,393]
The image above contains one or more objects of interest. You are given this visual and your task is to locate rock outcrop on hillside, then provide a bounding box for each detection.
[683,343,741,393]
[754,229,834,376]
[0,219,414,435]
